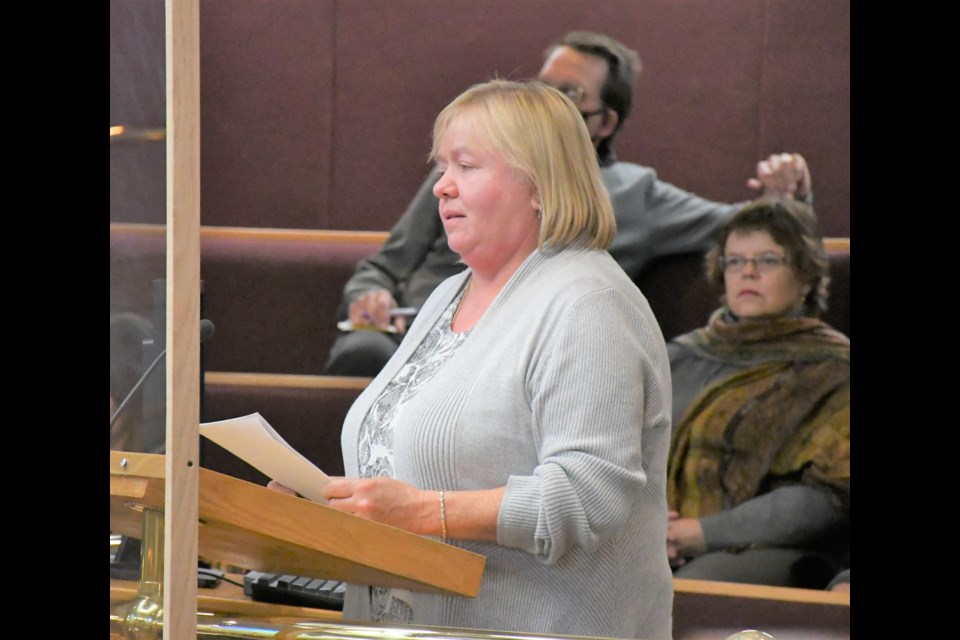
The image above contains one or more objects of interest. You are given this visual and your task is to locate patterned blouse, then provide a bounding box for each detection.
[357,283,470,623]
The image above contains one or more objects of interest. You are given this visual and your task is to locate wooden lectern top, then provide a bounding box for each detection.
[110,451,485,598]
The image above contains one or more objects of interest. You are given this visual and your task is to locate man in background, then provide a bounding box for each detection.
[325,30,811,377]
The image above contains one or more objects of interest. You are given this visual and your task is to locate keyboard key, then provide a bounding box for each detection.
[304,578,326,591]
[317,579,339,595]
[272,574,297,589]
[291,576,313,591]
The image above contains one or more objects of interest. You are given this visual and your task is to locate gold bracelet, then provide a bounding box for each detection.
[439,490,448,542]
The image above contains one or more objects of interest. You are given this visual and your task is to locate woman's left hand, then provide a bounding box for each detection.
[322,476,433,535]
[667,511,706,567]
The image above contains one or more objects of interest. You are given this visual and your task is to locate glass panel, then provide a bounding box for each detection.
[109,0,167,454]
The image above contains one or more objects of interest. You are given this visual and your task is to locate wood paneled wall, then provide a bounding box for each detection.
[110,0,850,236]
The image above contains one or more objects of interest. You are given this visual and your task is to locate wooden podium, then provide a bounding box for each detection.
[110,450,486,637]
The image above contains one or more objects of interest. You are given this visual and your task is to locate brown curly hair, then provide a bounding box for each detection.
[705,198,830,317]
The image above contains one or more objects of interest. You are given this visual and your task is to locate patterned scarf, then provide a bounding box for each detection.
[667,309,850,517]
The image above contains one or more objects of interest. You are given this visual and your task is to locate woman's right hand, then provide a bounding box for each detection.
[321,476,433,533]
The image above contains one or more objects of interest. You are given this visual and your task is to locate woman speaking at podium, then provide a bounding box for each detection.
[270,79,674,639]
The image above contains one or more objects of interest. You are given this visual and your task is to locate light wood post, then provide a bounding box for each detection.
[164,0,201,637]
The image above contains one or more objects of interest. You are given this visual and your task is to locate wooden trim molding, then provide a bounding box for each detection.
[205,371,372,391]
[112,223,849,253]
[824,237,850,252]
[110,222,389,245]
[673,577,849,606]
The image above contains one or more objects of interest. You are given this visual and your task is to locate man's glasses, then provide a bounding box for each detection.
[549,83,607,121]
[719,253,790,273]
[554,84,587,105]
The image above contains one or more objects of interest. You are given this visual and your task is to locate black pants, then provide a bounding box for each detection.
[323,330,402,377]
[674,547,842,589]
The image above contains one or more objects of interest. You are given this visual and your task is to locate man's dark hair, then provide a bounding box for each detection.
[546,31,642,165]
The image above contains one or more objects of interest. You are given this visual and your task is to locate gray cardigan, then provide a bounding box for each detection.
[340,245,675,639]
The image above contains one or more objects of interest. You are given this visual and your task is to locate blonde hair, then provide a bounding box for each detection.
[429,79,616,250]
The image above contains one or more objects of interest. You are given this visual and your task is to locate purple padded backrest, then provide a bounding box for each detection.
[110,225,383,375]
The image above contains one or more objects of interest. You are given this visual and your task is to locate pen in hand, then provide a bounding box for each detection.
[390,307,418,318]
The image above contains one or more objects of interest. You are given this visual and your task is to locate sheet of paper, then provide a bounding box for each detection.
[199,412,329,504]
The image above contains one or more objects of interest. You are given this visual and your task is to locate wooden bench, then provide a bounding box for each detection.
[111,223,850,377]
[110,223,388,375]
[112,223,850,483]
[639,238,850,342]
[673,578,849,639]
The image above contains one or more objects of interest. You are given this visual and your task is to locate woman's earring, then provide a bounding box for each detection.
[535,206,542,220]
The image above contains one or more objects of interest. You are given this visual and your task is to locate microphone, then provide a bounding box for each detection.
[110,319,216,429]
[199,318,216,342]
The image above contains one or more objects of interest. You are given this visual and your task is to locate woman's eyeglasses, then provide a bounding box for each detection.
[719,254,790,273]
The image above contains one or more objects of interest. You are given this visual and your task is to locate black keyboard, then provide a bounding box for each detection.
[243,570,346,611]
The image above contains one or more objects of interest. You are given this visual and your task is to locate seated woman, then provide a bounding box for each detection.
[665,198,849,589]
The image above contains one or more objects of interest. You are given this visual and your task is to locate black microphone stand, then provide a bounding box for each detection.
[109,348,166,430]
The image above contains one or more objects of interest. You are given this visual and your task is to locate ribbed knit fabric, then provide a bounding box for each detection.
[340,246,674,639]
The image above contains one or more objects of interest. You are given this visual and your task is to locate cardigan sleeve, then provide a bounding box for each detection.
[497,286,670,564]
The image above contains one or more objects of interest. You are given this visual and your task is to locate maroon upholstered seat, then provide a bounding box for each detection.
[110,224,385,375]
